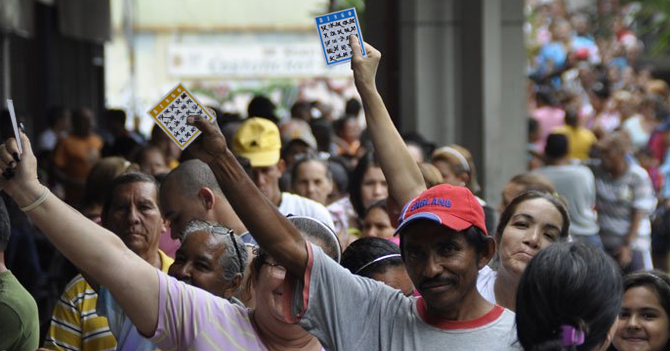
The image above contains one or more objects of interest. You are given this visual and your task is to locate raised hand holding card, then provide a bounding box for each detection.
[316,8,366,65]
[148,83,216,150]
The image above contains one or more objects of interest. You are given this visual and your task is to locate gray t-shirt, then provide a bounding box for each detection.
[286,244,520,351]
[534,164,599,236]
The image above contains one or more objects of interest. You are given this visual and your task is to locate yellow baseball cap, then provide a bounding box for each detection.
[232,117,281,167]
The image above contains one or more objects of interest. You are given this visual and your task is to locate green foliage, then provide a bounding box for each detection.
[622,0,670,56]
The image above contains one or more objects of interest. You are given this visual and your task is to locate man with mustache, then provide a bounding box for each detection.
[177,37,517,350]
[45,172,173,351]
[0,37,517,351]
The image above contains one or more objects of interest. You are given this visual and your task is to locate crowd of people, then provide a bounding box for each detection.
[0,1,669,351]
[526,0,670,272]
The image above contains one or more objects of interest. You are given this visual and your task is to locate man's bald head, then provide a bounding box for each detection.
[161,159,223,196]
[160,160,224,239]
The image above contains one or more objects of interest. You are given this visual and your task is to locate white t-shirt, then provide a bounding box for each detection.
[278,192,335,230]
[477,266,498,305]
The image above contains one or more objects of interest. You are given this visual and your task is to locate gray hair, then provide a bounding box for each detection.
[181,220,249,283]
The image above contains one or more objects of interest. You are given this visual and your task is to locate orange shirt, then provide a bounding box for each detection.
[53,134,104,180]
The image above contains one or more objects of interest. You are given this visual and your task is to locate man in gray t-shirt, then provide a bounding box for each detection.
[281,183,519,351]
[278,183,518,351]
[534,133,601,247]
[184,37,519,351]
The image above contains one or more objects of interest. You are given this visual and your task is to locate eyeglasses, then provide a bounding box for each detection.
[227,230,244,273]
[211,226,244,274]
[262,261,286,279]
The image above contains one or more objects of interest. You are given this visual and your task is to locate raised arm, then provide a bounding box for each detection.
[186,116,309,277]
[349,36,426,205]
[0,135,159,336]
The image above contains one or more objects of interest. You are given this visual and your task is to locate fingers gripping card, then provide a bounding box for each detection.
[316,8,366,66]
[148,83,215,150]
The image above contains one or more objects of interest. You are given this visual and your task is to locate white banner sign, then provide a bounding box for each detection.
[167,42,353,79]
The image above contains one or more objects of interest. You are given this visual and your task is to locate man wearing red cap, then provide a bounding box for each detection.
[181,37,517,350]
[0,37,516,351]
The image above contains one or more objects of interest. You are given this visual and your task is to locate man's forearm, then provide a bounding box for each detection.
[206,150,308,276]
[359,86,425,206]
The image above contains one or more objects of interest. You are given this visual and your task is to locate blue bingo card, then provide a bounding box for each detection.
[315,8,366,66]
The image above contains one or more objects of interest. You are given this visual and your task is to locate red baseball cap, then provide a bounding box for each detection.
[394,184,487,236]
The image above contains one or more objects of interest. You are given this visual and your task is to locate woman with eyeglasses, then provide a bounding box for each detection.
[99,216,339,351]
[242,216,341,351]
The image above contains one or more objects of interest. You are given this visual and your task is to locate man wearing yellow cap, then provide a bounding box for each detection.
[232,117,335,233]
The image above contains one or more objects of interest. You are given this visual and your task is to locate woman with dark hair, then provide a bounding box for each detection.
[499,173,556,212]
[611,270,670,351]
[516,242,622,351]
[477,191,570,311]
[328,151,388,247]
[80,157,138,221]
[349,151,388,221]
[340,237,413,296]
[361,200,395,239]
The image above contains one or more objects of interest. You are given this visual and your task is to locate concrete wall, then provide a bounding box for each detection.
[366,0,527,208]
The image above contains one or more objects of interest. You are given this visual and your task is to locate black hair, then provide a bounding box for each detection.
[247,95,278,123]
[535,85,556,106]
[310,118,334,153]
[341,237,403,278]
[101,172,159,222]
[106,109,126,125]
[497,191,570,243]
[364,199,388,218]
[564,109,579,128]
[591,81,610,100]
[291,101,312,121]
[345,98,362,116]
[0,198,10,251]
[333,114,358,137]
[349,151,383,218]
[328,156,351,196]
[516,242,622,351]
[545,134,569,160]
[46,106,69,128]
